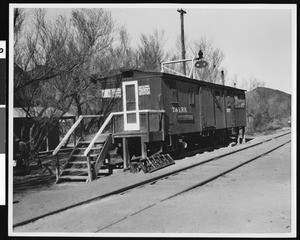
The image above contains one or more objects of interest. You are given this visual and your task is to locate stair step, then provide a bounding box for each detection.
[72,154,98,158]
[59,175,88,180]
[68,161,88,164]
[78,140,104,144]
[72,154,85,157]
[74,147,100,151]
[81,134,110,142]
[68,160,96,164]
[56,133,112,184]
[63,168,89,172]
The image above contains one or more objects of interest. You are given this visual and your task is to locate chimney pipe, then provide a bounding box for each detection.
[221,70,225,85]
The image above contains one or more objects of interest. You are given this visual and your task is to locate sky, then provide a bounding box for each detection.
[108,6,295,94]
[15,4,296,94]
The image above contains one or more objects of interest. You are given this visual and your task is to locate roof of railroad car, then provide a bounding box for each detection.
[93,69,247,93]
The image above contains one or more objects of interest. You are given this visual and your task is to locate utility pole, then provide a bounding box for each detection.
[177,8,187,76]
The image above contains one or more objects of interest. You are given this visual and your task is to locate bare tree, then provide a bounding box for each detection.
[162,36,226,82]
[228,73,239,88]
[246,87,270,131]
[135,29,169,72]
[92,26,136,75]
[115,26,137,70]
[67,8,118,135]
[14,8,26,47]
[248,75,265,91]
[189,38,225,83]
[14,9,85,92]
[234,75,266,91]
[13,8,116,166]
[162,35,189,76]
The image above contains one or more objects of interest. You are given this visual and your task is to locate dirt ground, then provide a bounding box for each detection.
[12,129,294,236]
[102,141,292,234]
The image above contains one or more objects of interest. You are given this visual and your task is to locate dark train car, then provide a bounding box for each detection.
[94,70,246,159]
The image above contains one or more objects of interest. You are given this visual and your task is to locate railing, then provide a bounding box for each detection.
[84,113,116,157]
[84,110,165,157]
[142,110,165,139]
[161,58,198,78]
[53,111,165,182]
[52,115,103,156]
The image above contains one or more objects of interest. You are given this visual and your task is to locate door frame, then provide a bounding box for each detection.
[122,81,140,131]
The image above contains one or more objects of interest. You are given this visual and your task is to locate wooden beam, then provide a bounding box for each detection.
[122,138,130,170]
[161,113,165,141]
[73,118,76,147]
[93,134,112,177]
[141,140,147,159]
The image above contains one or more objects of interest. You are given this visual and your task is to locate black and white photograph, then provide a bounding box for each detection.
[7,3,296,237]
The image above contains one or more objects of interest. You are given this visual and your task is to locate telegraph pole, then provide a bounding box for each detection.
[177,8,187,75]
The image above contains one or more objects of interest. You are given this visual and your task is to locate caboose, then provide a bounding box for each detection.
[98,69,246,155]
[54,63,246,183]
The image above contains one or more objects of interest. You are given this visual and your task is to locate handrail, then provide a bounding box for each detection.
[161,58,196,67]
[84,109,165,157]
[139,109,165,114]
[161,58,198,78]
[53,114,103,156]
[83,113,116,157]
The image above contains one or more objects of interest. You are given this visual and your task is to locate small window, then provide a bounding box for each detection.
[234,94,246,108]
[214,90,221,97]
[189,91,195,105]
[227,91,234,97]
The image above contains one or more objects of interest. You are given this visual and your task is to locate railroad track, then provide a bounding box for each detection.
[13,131,291,232]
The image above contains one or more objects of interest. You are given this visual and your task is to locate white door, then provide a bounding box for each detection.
[123,81,140,131]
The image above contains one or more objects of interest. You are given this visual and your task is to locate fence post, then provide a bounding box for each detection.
[55,155,60,182]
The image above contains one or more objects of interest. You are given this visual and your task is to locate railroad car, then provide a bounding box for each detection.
[93,69,246,162]
[53,66,247,182]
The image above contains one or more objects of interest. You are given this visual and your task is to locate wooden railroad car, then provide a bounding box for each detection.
[93,69,246,161]
[53,69,247,182]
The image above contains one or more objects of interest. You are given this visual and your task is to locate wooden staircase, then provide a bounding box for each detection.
[56,134,112,184]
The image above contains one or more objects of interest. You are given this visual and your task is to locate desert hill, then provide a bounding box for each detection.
[245,87,291,132]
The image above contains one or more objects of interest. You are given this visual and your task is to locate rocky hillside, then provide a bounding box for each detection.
[245,87,291,132]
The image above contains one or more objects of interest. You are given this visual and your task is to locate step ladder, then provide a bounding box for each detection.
[55,134,112,184]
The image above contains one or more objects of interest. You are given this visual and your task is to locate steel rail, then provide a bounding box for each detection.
[95,138,291,232]
[13,131,291,229]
